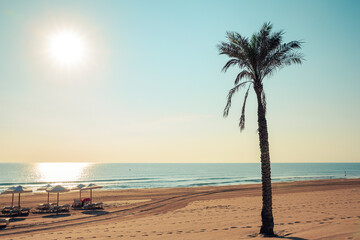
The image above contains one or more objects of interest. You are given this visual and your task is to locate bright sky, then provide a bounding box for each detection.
[0,0,359,163]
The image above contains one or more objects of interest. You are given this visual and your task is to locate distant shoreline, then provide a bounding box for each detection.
[1,162,359,193]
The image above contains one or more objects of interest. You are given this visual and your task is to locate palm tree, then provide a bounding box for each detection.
[217,22,303,236]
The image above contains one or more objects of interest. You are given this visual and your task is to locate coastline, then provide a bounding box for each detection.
[1,178,360,239]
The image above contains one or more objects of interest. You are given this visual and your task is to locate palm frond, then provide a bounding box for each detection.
[234,70,253,85]
[239,84,252,131]
[261,41,304,79]
[221,58,239,72]
[223,81,250,118]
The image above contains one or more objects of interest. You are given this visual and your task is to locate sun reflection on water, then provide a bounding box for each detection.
[36,162,91,182]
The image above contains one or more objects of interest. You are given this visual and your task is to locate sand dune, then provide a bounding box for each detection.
[1,179,360,239]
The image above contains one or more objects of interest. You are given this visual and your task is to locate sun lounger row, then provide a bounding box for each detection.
[72,198,103,210]
[83,202,103,210]
[33,203,70,213]
[1,207,30,217]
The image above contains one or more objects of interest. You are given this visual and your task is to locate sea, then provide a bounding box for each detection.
[0,163,359,193]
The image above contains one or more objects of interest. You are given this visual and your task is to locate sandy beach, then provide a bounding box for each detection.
[0,179,360,240]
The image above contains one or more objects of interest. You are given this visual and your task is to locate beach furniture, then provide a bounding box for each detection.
[61,204,70,212]
[46,185,70,206]
[0,218,10,228]
[82,197,91,204]
[50,205,62,213]
[50,204,70,213]
[37,184,53,204]
[1,187,16,208]
[72,198,83,208]
[1,206,13,216]
[8,207,29,217]
[35,203,51,213]
[95,202,103,209]
[83,201,103,210]
[1,186,32,209]
[72,184,86,200]
[82,184,103,204]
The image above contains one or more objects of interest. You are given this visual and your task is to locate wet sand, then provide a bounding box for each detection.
[1,179,360,240]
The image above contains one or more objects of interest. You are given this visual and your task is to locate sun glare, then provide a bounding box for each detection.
[48,30,86,67]
[37,162,90,182]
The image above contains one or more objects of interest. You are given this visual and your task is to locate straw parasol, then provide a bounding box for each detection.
[72,184,86,200]
[82,183,103,203]
[2,185,32,208]
[1,186,16,207]
[46,185,70,206]
[37,184,53,204]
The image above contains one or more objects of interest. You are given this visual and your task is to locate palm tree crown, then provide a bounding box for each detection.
[218,22,304,130]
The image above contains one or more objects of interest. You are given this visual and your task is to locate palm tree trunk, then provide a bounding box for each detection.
[256,89,275,236]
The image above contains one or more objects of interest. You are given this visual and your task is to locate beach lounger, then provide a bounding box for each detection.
[83,202,103,210]
[0,218,10,228]
[9,208,21,217]
[35,203,51,212]
[50,206,62,213]
[1,207,13,216]
[20,208,30,216]
[72,199,82,208]
[95,202,103,209]
[83,203,95,210]
[9,207,29,217]
[61,204,70,212]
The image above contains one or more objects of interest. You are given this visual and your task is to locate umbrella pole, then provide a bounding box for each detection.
[11,193,14,208]
[90,189,92,203]
[48,192,50,204]
[18,193,21,208]
[57,192,59,206]
[80,190,82,200]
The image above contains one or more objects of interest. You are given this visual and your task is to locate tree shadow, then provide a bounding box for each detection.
[81,210,109,216]
[42,213,71,219]
[279,237,308,240]
[248,233,308,240]
[9,218,26,222]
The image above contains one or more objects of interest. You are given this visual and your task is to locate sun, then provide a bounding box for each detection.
[48,30,86,67]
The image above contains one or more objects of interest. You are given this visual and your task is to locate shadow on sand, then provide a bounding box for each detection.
[249,233,308,240]
[42,213,71,219]
[81,210,109,216]
[9,218,26,222]
[278,237,308,240]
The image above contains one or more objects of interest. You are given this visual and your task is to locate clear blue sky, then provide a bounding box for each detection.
[0,0,359,162]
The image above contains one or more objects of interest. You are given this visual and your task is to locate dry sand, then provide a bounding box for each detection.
[1,179,360,240]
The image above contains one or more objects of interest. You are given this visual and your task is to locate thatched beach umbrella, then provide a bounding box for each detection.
[46,185,70,206]
[1,186,16,207]
[83,183,103,203]
[72,184,86,199]
[5,185,33,208]
[37,184,53,204]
